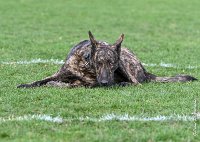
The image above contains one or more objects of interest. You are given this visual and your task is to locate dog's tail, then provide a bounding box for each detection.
[146,72,197,83]
[17,76,57,88]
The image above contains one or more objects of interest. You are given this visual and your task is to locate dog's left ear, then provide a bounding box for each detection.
[113,34,124,55]
[88,31,98,57]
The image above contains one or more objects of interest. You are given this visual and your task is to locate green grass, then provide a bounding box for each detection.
[0,0,200,141]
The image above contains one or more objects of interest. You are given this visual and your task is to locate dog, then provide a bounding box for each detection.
[17,31,197,88]
[17,31,125,88]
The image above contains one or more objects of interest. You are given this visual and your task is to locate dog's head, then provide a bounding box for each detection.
[88,31,124,86]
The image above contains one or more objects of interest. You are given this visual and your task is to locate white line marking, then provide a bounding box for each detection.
[142,62,199,69]
[0,114,63,123]
[1,59,65,65]
[78,113,200,122]
[1,59,199,69]
[0,114,200,124]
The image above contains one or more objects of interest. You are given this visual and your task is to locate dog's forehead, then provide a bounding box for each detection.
[97,47,114,54]
[98,41,109,46]
[96,48,117,61]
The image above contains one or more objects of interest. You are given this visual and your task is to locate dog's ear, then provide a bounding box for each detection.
[88,31,98,57]
[88,31,98,47]
[113,34,124,56]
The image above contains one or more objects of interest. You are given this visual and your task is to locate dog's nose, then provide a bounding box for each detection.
[100,80,108,86]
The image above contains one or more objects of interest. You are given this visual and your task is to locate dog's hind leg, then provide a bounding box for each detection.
[118,61,141,85]
[17,75,58,88]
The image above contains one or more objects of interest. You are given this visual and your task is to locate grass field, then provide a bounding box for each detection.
[0,0,200,141]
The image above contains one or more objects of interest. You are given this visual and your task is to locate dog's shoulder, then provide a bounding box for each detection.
[66,40,91,60]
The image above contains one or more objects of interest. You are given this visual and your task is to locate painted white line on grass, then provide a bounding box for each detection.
[1,59,65,65]
[0,114,200,124]
[1,59,199,69]
[142,62,199,69]
[78,113,200,122]
[0,114,63,123]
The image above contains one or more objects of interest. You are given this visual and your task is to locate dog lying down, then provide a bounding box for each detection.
[17,31,197,88]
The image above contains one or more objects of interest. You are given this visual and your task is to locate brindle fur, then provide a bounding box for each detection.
[17,32,197,88]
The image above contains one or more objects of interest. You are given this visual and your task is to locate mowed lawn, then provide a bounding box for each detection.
[0,0,200,141]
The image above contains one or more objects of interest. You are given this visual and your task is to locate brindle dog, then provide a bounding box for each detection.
[17,31,197,88]
[17,31,125,88]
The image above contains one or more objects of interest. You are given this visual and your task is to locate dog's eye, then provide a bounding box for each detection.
[83,52,90,61]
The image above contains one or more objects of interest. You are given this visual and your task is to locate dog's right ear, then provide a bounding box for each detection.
[88,31,98,57]
[112,34,124,57]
